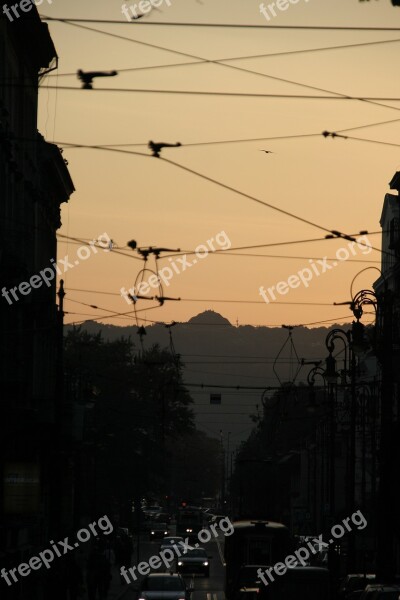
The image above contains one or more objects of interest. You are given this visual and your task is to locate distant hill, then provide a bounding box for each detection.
[65,311,356,448]
[188,310,232,326]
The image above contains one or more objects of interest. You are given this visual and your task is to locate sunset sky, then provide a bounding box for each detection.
[37,0,400,329]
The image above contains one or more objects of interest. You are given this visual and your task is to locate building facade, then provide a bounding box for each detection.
[0,9,74,599]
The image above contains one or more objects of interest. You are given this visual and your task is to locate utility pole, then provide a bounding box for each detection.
[329,380,336,527]
[347,333,357,572]
[376,288,394,581]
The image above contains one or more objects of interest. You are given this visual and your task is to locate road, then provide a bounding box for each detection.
[118,525,225,600]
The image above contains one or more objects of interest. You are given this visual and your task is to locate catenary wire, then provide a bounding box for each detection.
[35,85,400,102]
[53,120,400,147]
[36,26,400,120]
[64,312,371,329]
[51,152,389,257]
[39,17,400,31]
[56,238,382,261]
[35,19,400,115]
[40,37,400,79]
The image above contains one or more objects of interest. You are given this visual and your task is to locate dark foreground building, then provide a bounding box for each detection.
[0,8,74,599]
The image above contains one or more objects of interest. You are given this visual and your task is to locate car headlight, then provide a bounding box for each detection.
[164,531,168,535]
[151,531,155,535]
[186,528,192,533]
[178,561,183,566]
[203,562,209,566]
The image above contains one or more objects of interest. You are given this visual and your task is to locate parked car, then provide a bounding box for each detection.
[360,584,400,600]
[177,548,210,577]
[137,573,193,600]
[338,575,376,600]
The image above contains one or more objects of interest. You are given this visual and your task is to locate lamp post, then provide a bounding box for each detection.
[305,362,326,412]
[324,326,360,578]
[306,364,326,529]
[352,382,374,514]
[368,286,394,581]
[324,329,353,530]
[347,286,396,579]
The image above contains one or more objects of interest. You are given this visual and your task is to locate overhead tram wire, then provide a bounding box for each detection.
[65,289,371,309]
[337,117,400,135]
[325,134,400,150]
[57,231,383,256]
[34,84,400,103]
[58,148,337,236]
[56,233,143,261]
[39,16,400,116]
[57,241,381,263]
[52,148,353,239]
[158,155,387,251]
[65,257,384,297]
[59,230,383,246]
[55,133,321,149]
[39,17,400,31]
[52,120,400,147]
[65,298,141,322]
[159,234,382,256]
[38,37,400,79]
[64,311,371,329]
[13,125,400,156]
[51,132,387,264]
[52,145,391,256]
[154,156,391,257]
[193,253,380,263]
[66,294,337,307]
[60,249,380,263]
[65,302,162,326]
[28,38,400,82]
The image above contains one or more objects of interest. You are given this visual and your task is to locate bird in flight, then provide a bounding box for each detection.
[259,150,274,153]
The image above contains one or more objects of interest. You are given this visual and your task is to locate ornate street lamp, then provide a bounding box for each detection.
[305,362,326,412]
[323,328,354,535]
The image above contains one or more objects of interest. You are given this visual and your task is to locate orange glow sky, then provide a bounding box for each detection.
[37,0,400,329]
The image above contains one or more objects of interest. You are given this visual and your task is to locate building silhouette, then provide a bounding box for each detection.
[0,8,74,598]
